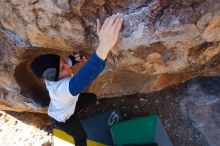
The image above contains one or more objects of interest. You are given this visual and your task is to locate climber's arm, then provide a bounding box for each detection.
[69,52,105,96]
[68,13,124,96]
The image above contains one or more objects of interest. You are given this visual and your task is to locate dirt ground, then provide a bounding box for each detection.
[82,81,209,146]
[1,77,220,146]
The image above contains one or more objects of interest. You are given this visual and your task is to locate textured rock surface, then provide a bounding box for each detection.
[0,0,220,112]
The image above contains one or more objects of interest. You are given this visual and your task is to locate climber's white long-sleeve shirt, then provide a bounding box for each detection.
[45,77,79,122]
[45,52,105,122]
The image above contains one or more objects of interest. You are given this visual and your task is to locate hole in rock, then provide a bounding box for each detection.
[14,61,50,107]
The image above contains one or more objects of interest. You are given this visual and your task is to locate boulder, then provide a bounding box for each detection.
[0,0,220,112]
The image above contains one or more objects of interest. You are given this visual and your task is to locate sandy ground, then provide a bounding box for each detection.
[0,111,52,146]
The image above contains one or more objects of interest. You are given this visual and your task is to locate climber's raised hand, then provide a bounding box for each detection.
[96,14,124,60]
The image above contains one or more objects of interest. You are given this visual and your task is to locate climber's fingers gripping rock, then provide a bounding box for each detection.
[96,14,124,60]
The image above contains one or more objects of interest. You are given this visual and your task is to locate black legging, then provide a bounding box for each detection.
[53,93,97,146]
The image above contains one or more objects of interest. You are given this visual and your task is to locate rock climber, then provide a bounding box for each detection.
[30,14,124,146]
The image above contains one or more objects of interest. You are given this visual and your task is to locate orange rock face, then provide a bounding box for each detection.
[0,0,220,112]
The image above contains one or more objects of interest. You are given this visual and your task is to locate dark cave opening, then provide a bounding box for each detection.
[14,61,50,107]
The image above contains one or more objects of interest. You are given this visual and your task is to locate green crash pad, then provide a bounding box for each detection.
[111,115,172,146]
